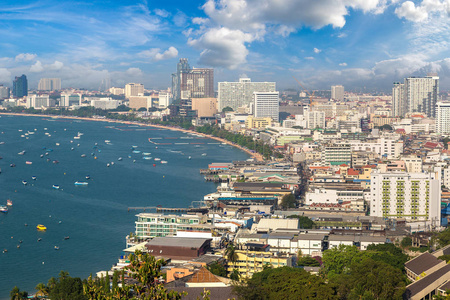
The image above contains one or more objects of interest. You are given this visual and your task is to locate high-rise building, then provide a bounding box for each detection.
[26,94,53,108]
[392,82,405,117]
[109,87,125,95]
[436,102,450,135]
[171,58,214,101]
[331,85,344,101]
[60,93,82,107]
[218,78,276,111]
[253,92,279,122]
[13,75,28,98]
[191,98,218,118]
[0,85,10,99]
[158,91,173,108]
[125,83,144,99]
[405,74,439,117]
[38,78,61,91]
[370,171,441,223]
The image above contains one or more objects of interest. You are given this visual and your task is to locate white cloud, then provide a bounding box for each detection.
[30,61,44,72]
[314,48,321,53]
[126,67,143,77]
[154,9,169,18]
[339,62,348,66]
[395,0,450,22]
[138,46,178,61]
[188,27,255,69]
[49,61,64,70]
[304,57,314,60]
[15,53,37,62]
[0,68,11,84]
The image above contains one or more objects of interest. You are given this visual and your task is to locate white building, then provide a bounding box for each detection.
[306,111,326,129]
[218,78,276,111]
[125,83,144,99]
[253,92,279,122]
[370,171,441,223]
[0,85,10,99]
[158,91,173,108]
[60,93,82,107]
[392,82,405,117]
[348,138,403,159]
[402,156,423,173]
[26,94,53,108]
[322,144,352,165]
[436,102,450,135]
[109,87,125,95]
[38,78,61,91]
[331,85,344,101]
[89,98,122,110]
[405,75,439,117]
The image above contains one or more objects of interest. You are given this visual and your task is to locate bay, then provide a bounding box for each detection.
[0,115,249,298]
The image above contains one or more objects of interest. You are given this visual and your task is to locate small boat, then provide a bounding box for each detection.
[0,142,4,145]
[154,158,161,161]
[55,143,60,146]
[40,154,44,158]
[71,148,74,151]
[161,161,168,164]
[133,160,136,163]
[94,142,98,146]
[47,149,53,152]
[64,236,70,240]
[131,145,138,148]
[25,161,32,165]
[143,157,152,160]
[6,199,12,206]
[37,238,42,242]
[10,164,16,167]
[74,181,88,186]
[37,224,47,231]
[142,152,151,156]
[128,155,132,158]
[80,154,86,158]
[132,150,141,154]
[106,163,110,167]
[18,151,25,155]
[19,240,22,243]
[32,176,37,180]
[118,157,122,161]
[74,136,80,139]
[77,144,80,147]
[77,132,84,136]
[0,205,8,213]
[111,162,114,165]
[188,156,192,160]
[53,160,59,164]
[85,175,90,180]
[201,153,207,156]
[54,246,59,250]
[52,185,60,190]
[45,152,49,156]
[17,245,20,249]
[3,249,7,253]
[91,152,94,156]
[46,158,51,162]
[104,140,110,143]
[22,180,27,185]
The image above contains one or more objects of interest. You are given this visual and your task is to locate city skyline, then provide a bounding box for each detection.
[1,0,450,91]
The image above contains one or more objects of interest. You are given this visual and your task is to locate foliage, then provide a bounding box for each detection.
[225,243,239,265]
[287,215,314,229]
[366,243,409,272]
[401,236,413,248]
[438,228,450,247]
[379,124,393,131]
[443,137,450,150]
[438,255,450,263]
[230,269,240,282]
[10,286,28,300]
[222,106,234,112]
[297,256,320,267]
[322,245,365,277]
[280,194,296,210]
[49,276,86,300]
[233,266,336,300]
[207,262,227,277]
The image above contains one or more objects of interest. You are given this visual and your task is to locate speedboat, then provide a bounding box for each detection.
[53,160,59,164]
[104,140,110,143]
[32,176,37,180]
[118,157,123,161]
[25,161,32,165]
[40,154,44,158]
[201,153,207,156]
[161,161,168,164]
[81,154,86,158]
[132,150,141,154]
[55,143,60,146]
[85,175,90,180]
[142,152,151,156]
[188,156,192,160]
[18,150,25,155]
[54,246,59,250]
[154,158,161,161]
[36,224,47,231]
[143,157,152,160]
[0,205,8,213]
[74,181,88,186]
[52,185,60,190]
[106,163,110,167]
[6,199,12,206]
[22,180,27,185]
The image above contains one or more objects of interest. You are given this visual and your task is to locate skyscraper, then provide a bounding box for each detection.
[13,75,28,98]
[331,85,344,101]
[0,85,10,99]
[125,83,144,98]
[171,58,214,100]
[218,78,276,111]
[38,78,61,91]
[392,82,405,117]
[405,74,439,117]
[253,92,279,122]
[436,102,450,135]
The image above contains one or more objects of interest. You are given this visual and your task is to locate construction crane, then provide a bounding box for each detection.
[292,76,315,106]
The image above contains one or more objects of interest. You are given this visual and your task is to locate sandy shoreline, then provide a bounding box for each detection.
[0,112,264,161]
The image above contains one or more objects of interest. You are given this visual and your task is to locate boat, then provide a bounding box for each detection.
[143,157,152,160]
[133,160,136,163]
[0,205,8,213]
[106,163,110,167]
[54,246,59,250]
[22,180,27,185]
[18,150,25,155]
[81,154,86,158]
[52,185,60,190]
[132,150,141,154]
[37,238,42,242]
[201,153,207,156]
[142,152,151,156]
[32,176,37,180]
[154,158,161,161]
[36,224,47,231]
[25,161,32,165]
[188,156,192,160]
[104,140,110,143]
[85,175,90,180]
[74,181,88,186]
[131,145,138,148]
[77,132,84,136]
[45,152,49,156]
[40,154,44,158]
[161,161,168,164]
[71,147,74,151]
[6,199,12,206]
[118,157,123,161]
[55,143,60,146]
[53,160,59,164]
[3,249,7,253]
[0,142,5,145]
[73,136,80,139]
[10,164,15,167]
[64,236,70,240]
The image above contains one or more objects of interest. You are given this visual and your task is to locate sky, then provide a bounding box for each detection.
[1,0,450,92]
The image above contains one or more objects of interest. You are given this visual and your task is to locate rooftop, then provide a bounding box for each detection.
[146,237,211,249]
[405,252,444,275]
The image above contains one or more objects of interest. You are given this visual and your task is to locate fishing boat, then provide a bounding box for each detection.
[18,150,25,155]
[40,154,44,158]
[54,246,59,250]
[131,145,138,148]
[10,164,16,167]
[25,161,32,165]
[52,185,60,190]
[188,156,192,160]
[132,150,141,154]
[142,152,151,156]
[161,161,168,164]
[74,181,88,186]
[36,224,47,231]
[64,236,70,240]
[0,205,8,213]
[85,175,90,180]
[71,147,74,151]
[6,199,12,206]
[81,154,86,158]
[37,238,42,242]
[73,136,80,139]
[22,180,27,185]
[154,158,161,161]
[143,157,152,160]
[53,160,59,164]
[104,140,111,143]
[106,163,110,167]
[201,153,207,156]
[118,157,123,161]
[32,176,37,180]
[55,143,60,146]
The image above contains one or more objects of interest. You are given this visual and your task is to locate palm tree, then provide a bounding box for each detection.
[225,242,238,264]
[35,283,48,297]
[10,286,27,300]
[58,270,69,280]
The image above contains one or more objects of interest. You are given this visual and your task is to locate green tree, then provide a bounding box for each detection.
[225,243,239,265]
[322,245,365,277]
[287,215,314,229]
[280,194,296,209]
[297,256,320,267]
[49,277,86,300]
[112,271,119,291]
[222,106,233,112]
[401,236,413,248]
[10,286,28,300]
[366,243,409,272]
[207,262,227,277]
[379,124,393,131]
[35,282,49,297]
[438,228,450,247]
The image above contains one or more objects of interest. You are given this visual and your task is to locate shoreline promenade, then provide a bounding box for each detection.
[0,112,264,161]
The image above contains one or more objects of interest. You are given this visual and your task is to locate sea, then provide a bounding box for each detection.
[0,115,249,298]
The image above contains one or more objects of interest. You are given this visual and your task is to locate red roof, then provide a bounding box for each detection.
[362,164,377,169]
[424,142,441,149]
[396,129,406,134]
[340,164,349,167]
[347,168,360,176]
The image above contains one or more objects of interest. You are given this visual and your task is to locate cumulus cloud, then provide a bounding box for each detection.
[30,61,44,72]
[15,53,37,62]
[314,48,321,53]
[126,67,143,77]
[304,57,314,60]
[49,61,64,70]
[154,9,169,18]
[0,68,11,84]
[395,0,450,22]
[138,46,178,61]
[188,27,254,69]
[339,62,348,66]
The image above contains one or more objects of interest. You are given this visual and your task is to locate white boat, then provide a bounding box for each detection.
[20,135,25,138]
[104,140,110,143]
[132,150,141,154]
[18,150,26,155]
[22,180,27,185]
[81,154,86,158]
[74,136,80,139]
[0,205,8,213]
[142,152,151,156]
[106,163,110,167]
[52,185,60,190]
[143,157,152,160]
[55,143,60,146]
[188,156,192,160]
[201,153,207,156]
[74,181,88,186]
[154,158,161,161]
[161,161,168,164]
[25,161,32,165]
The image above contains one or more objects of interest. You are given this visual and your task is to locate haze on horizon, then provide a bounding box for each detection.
[1,0,450,92]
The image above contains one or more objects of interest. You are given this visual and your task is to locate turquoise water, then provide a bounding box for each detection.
[0,115,249,298]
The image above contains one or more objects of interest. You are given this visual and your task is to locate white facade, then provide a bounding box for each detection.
[331,85,344,101]
[60,93,81,107]
[253,92,279,122]
[348,138,403,159]
[405,75,439,117]
[109,87,125,95]
[26,94,52,108]
[392,82,405,117]
[38,78,61,91]
[218,78,276,111]
[125,83,144,98]
[306,111,326,129]
[436,102,450,135]
[402,156,423,173]
[370,171,441,223]
[158,91,173,108]
[90,99,122,109]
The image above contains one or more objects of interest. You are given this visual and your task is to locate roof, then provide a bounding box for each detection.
[167,287,235,300]
[255,219,299,231]
[187,267,221,283]
[405,264,450,298]
[347,168,360,176]
[405,252,444,275]
[146,237,212,249]
[123,241,148,253]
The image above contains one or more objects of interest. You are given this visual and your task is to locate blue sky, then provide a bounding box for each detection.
[1,0,450,91]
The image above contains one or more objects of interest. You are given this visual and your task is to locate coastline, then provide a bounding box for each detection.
[0,112,264,161]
